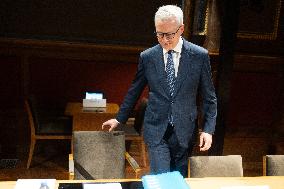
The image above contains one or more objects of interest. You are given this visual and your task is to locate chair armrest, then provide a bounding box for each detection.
[125,117,135,126]
[125,152,142,178]
[69,154,74,180]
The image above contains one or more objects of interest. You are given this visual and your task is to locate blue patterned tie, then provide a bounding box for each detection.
[166,50,175,125]
[166,50,175,97]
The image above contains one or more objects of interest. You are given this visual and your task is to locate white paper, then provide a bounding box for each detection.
[83,183,122,189]
[14,179,56,189]
[220,185,270,189]
[86,92,103,99]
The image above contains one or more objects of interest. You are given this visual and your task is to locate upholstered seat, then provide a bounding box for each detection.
[73,131,126,179]
[263,155,284,176]
[72,131,142,179]
[35,115,72,135]
[188,155,243,177]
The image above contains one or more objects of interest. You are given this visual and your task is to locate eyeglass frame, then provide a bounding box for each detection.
[154,25,182,40]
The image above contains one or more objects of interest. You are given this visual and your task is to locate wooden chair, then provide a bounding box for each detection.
[25,96,72,169]
[120,98,148,167]
[188,155,243,177]
[72,131,141,179]
[263,155,284,176]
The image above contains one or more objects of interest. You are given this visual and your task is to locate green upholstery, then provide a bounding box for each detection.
[264,155,284,176]
[73,131,125,179]
[188,155,243,178]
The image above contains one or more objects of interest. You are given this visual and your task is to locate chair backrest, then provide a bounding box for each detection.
[133,98,148,134]
[188,155,243,177]
[26,95,49,134]
[24,99,36,137]
[25,95,72,135]
[263,155,284,176]
[73,131,125,179]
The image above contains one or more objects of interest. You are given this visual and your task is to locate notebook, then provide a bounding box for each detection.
[142,171,190,189]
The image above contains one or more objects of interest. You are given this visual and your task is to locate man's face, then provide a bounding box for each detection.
[155,19,184,51]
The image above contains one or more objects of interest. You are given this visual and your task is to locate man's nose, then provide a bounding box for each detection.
[160,35,169,42]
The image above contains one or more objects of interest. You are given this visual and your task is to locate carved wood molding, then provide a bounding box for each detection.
[234,54,284,73]
[237,0,282,40]
[0,38,146,63]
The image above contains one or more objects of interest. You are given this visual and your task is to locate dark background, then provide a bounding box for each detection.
[0,0,181,46]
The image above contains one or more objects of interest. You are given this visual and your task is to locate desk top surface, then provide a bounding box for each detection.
[1,176,284,189]
[186,176,284,189]
[65,102,119,116]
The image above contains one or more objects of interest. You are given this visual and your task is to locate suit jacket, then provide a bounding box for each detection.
[116,38,217,148]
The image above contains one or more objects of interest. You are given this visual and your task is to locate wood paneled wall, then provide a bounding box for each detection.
[0,39,146,107]
[0,39,146,157]
[0,38,283,158]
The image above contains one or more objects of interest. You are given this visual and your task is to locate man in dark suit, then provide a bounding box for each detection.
[102,5,217,177]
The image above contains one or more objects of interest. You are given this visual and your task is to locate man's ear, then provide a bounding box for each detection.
[180,24,185,34]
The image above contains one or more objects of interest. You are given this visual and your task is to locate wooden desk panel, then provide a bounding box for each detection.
[65,102,119,116]
[1,176,284,189]
[72,113,116,131]
[65,102,119,131]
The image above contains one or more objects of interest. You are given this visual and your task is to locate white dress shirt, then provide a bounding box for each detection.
[162,37,183,77]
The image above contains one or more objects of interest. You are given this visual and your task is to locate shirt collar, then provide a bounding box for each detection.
[163,37,183,55]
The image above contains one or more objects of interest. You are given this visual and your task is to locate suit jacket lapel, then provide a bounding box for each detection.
[173,42,194,98]
[153,42,195,99]
[153,46,171,98]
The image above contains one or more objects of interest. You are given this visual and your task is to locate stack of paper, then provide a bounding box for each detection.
[142,171,189,189]
[83,183,122,189]
[14,179,56,189]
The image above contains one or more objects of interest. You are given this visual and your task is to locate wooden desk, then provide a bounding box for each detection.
[1,176,284,189]
[65,102,119,131]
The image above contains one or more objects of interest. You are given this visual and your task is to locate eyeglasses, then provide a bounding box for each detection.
[155,26,181,40]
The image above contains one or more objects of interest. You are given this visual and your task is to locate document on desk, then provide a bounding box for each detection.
[83,183,122,189]
[14,179,56,189]
[220,186,269,189]
[142,171,189,189]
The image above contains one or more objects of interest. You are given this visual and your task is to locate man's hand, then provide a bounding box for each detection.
[102,119,119,132]
[199,132,212,151]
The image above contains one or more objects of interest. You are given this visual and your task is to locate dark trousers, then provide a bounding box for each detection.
[147,124,195,177]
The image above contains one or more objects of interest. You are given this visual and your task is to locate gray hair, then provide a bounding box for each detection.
[154,5,183,25]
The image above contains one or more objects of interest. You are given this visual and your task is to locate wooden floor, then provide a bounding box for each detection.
[0,140,150,181]
[1,132,280,181]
